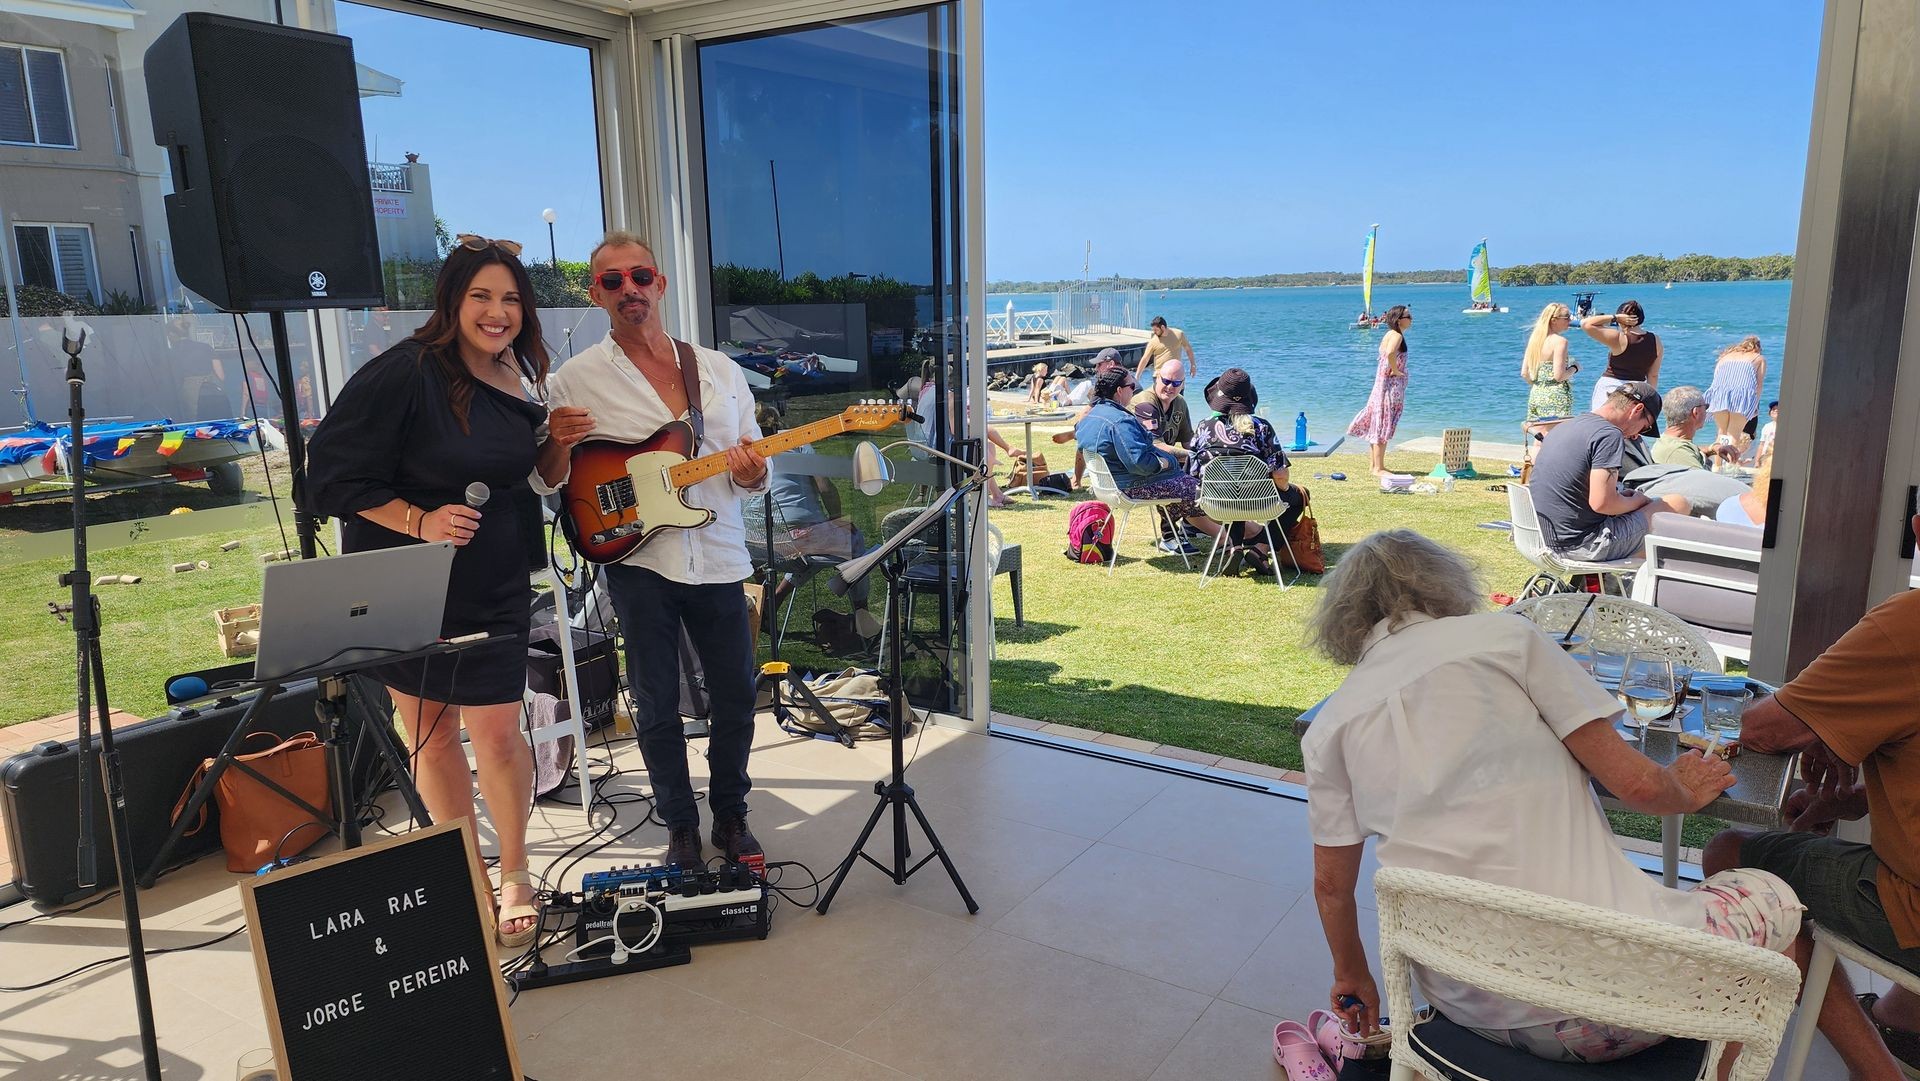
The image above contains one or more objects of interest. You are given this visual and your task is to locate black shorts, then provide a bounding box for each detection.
[1741,831,1920,969]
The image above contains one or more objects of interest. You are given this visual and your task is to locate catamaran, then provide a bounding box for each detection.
[1462,238,1508,314]
[1350,224,1381,328]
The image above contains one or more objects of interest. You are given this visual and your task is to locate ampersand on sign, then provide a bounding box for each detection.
[374,937,388,955]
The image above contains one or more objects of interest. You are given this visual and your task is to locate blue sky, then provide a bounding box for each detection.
[338,0,1824,281]
[985,0,1824,279]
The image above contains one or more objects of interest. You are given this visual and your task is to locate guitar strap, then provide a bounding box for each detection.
[674,338,705,448]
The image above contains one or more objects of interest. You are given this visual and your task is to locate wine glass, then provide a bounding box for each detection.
[1617,652,1678,734]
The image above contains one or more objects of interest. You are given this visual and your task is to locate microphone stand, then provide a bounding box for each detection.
[753,487,851,745]
[54,314,162,1079]
[816,451,981,916]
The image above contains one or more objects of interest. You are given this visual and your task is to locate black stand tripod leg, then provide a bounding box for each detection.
[905,791,977,913]
[816,786,891,914]
[347,679,431,828]
[140,684,281,886]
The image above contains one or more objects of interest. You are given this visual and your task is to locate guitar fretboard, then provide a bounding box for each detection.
[666,410,887,487]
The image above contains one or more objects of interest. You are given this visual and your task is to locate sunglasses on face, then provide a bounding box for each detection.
[1159,377,1183,387]
[455,234,523,258]
[597,266,659,291]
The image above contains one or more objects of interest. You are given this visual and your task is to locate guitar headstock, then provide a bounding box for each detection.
[842,399,911,432]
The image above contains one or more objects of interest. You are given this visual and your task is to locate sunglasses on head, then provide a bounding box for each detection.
[455,234,523,258]
[597,266,659,291]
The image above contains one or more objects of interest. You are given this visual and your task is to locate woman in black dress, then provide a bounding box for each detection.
[305,236,575,948]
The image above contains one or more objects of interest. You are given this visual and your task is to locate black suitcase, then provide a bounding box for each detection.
[1,676,389,906]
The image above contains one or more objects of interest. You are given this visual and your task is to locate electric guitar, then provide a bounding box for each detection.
[558,399,909,565]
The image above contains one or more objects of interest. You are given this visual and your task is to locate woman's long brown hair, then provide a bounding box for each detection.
[409,244,551,434]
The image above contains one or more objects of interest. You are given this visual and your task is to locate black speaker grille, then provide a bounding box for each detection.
[147,14,383,310]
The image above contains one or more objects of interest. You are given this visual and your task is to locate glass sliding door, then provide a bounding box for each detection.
[697,5,972,711]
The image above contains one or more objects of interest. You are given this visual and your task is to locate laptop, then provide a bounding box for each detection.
[253,542,457,681]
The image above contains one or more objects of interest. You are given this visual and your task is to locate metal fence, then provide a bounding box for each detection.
[1050,287,1146,339]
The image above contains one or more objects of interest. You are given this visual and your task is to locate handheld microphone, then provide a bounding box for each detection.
[464,482,490,508]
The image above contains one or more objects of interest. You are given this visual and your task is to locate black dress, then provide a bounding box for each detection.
[303,341,544,705]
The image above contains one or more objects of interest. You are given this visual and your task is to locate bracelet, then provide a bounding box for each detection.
[403,504,414,537]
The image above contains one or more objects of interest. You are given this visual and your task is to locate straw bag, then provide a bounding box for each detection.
[172,730,332,872]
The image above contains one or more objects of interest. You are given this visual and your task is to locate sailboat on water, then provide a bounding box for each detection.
[1462,238,1508,314]
[1350,224,1381,329]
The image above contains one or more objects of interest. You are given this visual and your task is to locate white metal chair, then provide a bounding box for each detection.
[1375,866,1802,1081]
[1082,455,1193,576]
[1193,454,1296,590]
[1782,922,1920,1080]
[1630,516,1764,667]
[1506,593,1724,675]
[1507,483,1641,597]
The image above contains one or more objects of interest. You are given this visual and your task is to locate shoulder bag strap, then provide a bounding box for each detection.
[674,338,705,448]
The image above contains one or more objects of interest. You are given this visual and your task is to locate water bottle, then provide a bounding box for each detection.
[1293,411,1309,451]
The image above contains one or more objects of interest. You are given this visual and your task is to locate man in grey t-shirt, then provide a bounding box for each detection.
[1529,382,1692,561]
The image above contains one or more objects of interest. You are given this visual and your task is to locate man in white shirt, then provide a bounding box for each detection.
[538,231,769,869]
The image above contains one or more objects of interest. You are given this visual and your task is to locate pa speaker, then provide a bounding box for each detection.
[145,13,384,311]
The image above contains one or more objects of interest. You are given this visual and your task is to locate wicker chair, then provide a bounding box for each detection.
[1782,922,1920,1080]
[1506,593,1724,675]
[1507,483,1641,597]
[1082,455,1193,576]
[1194,454,1296,590]
[1375,867,1802,1081]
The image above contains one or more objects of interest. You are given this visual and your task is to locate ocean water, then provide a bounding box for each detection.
[988,280,1792,443]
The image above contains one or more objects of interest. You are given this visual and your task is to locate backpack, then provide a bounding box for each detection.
[1065,500,1115,564]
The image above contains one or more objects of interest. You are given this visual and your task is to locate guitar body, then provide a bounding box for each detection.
[558,422,714,565]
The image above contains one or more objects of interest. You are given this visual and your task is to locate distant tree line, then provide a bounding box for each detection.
[989,252,1794,294]
[988,269,1465,292]
[1497,253,1793,286]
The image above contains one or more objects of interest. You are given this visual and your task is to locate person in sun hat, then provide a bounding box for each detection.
[1186,367,1308,575]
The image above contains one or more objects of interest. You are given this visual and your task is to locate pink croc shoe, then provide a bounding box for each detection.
[1273,1019,1337,1080]
[1311,1010,1394,1064]
[1307,1009,1343,1063]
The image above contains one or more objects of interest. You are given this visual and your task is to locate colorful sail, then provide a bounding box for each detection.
[1468,239,1493,305]
[1362,224,1379,313]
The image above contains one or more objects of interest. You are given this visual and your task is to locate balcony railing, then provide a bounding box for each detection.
[367,162,411,193]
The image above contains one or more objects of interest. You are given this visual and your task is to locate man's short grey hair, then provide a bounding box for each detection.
[1662,385,1705,427]
[589,230,655,269]
[1306,530,1484,665]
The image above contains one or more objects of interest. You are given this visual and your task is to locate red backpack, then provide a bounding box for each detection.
[1064,501,1115,564]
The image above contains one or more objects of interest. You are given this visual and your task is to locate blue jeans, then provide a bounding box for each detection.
[603,563,755,828]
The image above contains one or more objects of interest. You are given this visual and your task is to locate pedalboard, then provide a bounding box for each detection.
[574,861,772,958]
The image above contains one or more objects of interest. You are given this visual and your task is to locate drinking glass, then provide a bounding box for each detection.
[1588,647,1628,687]
[1702,686,1753,736]
[236,1048,277,1081]
[1616,652,1678,731]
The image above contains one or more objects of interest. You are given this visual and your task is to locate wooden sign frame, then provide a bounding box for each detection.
[238,819,521,1081]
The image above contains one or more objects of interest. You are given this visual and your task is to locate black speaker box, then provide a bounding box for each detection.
[144,13,384,311]
[1,676,391,906]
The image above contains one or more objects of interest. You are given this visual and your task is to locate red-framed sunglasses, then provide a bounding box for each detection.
[597,266,659,291]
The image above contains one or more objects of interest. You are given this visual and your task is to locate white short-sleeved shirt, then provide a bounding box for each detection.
[545,334,764,585]
[1302,611,1713,1029]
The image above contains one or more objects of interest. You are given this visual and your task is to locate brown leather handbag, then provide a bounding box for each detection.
[172,730,332,872]
[1278,502,1327,575]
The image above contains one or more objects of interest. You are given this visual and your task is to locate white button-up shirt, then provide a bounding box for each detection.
[1303,611,1712,1030]
[544,334,764,585]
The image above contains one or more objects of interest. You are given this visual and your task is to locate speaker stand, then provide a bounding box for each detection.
[265,310,318,559]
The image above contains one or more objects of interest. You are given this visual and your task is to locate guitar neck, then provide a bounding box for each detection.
[667,412,867,487]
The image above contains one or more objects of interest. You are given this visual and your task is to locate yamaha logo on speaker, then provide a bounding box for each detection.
[308,270,329,295]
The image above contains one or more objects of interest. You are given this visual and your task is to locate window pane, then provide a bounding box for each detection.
[14,226,54,289]
[54,227,96,302]
[0,48,32,143]
[25,50,72,146]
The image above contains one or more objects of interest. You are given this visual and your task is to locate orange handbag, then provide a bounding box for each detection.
[173,730,333,872]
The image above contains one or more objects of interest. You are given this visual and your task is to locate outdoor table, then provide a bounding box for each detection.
[1286,436,1346,459]
[1291,679,1794,887]
[988,411,1073,498]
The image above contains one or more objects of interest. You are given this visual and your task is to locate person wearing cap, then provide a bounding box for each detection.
[1074,367,1223,543]
[1189,368,1308,575]
[1527,382,1690,562]
[1052,348,1128,484]
[1135,317,1198,379]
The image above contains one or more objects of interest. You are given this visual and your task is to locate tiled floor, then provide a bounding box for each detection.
[0,715,1849,1079]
